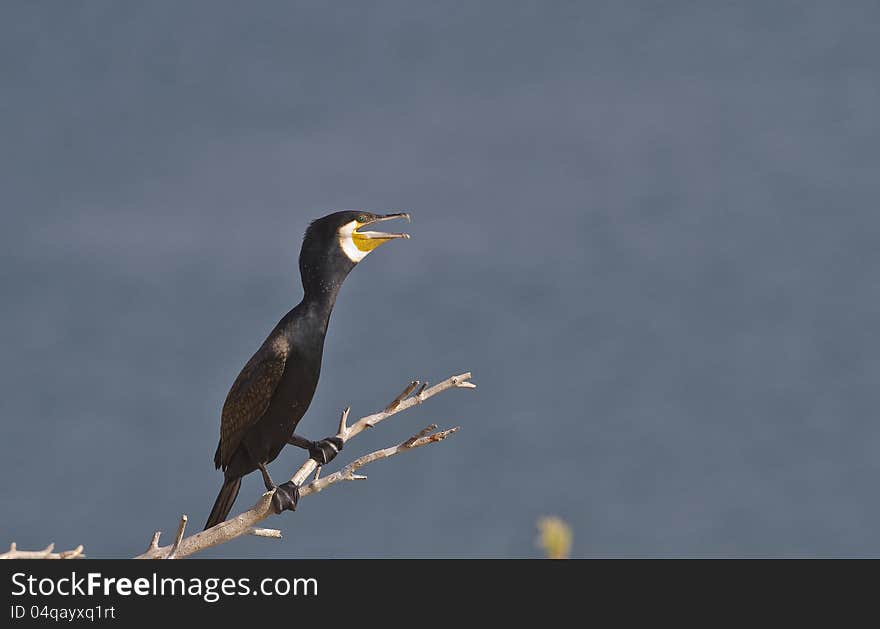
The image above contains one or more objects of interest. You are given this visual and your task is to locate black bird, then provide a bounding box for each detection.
[205,211,411,530]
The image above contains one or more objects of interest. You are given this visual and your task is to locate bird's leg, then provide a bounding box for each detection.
[257,462,276,492]
[288,432,344,465]
[258,462,299,514]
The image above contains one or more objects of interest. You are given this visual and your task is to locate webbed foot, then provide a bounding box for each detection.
[270,481,300,514]
[308,437,344,465]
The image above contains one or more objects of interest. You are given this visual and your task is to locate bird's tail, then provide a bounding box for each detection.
[204,477,241,530]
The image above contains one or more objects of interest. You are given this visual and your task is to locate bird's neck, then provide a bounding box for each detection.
[299,282,343,331]
[297,250,356,332]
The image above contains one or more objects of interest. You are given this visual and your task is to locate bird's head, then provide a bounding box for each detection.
[299,210,411,295]
[333,211,411,263]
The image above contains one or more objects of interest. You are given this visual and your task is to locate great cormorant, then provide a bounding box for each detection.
[204,211,411,530]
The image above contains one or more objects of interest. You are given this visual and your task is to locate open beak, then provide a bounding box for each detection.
[353,212,411,246]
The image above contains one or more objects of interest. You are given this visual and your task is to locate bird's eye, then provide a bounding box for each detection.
[357,214,368,223]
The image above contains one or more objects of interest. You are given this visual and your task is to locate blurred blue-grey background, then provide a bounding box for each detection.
[2,2,879,558]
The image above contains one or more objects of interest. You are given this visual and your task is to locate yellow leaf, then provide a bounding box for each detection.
[536,516,572,559]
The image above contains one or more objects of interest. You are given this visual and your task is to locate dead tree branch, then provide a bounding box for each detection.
[132,371,474,559]
[0,543,85,560]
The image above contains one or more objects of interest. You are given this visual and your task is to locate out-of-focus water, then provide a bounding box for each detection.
[2,2,879,557]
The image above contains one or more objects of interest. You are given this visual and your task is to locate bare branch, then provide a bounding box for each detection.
[6,372,471,561]
[301,425,460,496]
[0,542,85,560]
[131,371,474,559]
[289,372,473,487]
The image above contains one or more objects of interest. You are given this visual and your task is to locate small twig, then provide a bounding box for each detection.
[148,531,162,552]
[166,515,188,559]
[337,407,351,435]
[385,380,419,412]
[402,424,439,447]
[246,528,282,539]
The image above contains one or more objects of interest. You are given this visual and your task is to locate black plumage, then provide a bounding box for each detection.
[205,210,410,529]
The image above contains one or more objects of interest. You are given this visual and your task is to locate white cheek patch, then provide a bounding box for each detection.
[338,221,369,262]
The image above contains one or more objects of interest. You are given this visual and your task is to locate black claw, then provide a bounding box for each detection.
[308,437,344,465]
[271,481,299,514]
